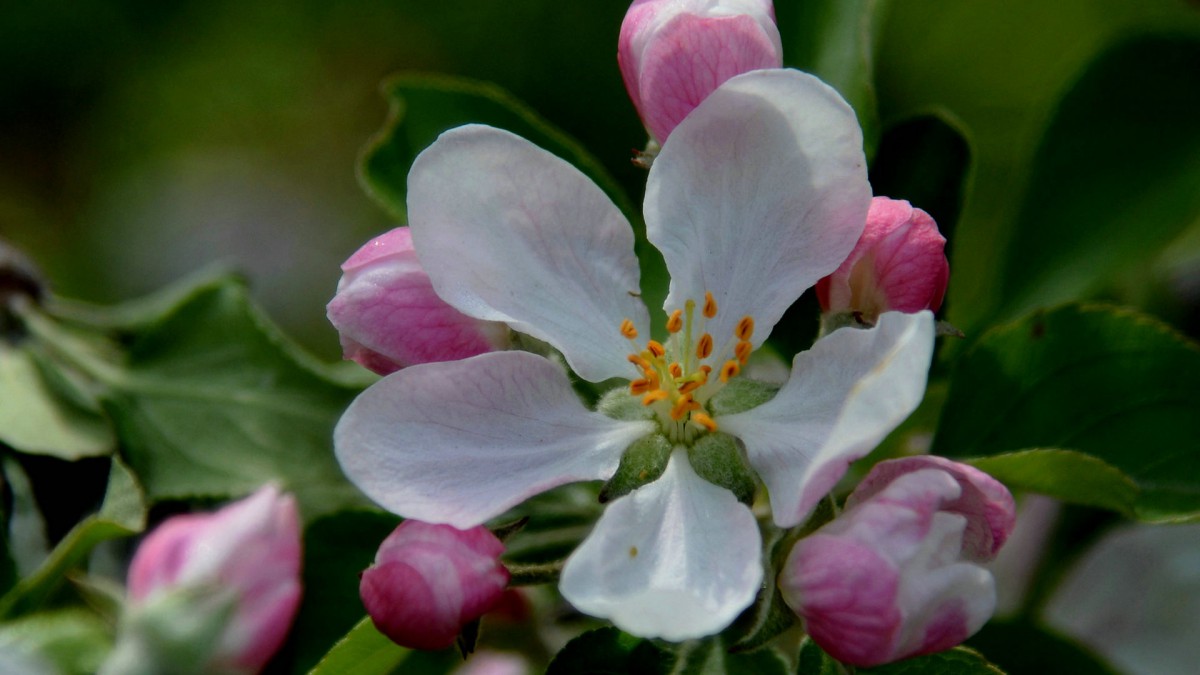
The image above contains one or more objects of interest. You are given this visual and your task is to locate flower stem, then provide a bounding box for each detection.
[504,560,565,587]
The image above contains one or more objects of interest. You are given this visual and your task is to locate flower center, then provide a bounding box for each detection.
[619,291,755,443]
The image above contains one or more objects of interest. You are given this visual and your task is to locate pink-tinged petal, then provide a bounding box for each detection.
[125,485,302,672]
[848,456,1017,563]
[559,450,762,640]
[334,351,655,528]
[407,125,648,383]
[816,197,949,319]
[327,227,509,375]
[361,522,509,651]
[646,70,870,358]
[635,13,782,143]
[720,311,934,527]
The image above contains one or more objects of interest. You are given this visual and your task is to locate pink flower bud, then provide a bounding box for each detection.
[778,458,1015,667]
[618,0,783,144]
[126,485,302,673]
[360,521,510,651]
[816,197,949,322]
[327,227,509,375]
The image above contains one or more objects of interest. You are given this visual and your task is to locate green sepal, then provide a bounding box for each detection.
[724,522,798,653]
[599,433,671,503]
[708,379,780,417]
[595,387,654,422]
[687,433,757,505]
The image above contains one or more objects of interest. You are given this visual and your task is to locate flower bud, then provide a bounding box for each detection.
[110,485,302,675]
[618,0,783,144]
[778,457,1015,667]
[360,521,510,651]
[816,197,949,324]
[327,227,509,375]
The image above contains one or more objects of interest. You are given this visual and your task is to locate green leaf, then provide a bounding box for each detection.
[359,73,636,224]
[779,0,888,158]
[32,275,368,520]
[286,510,400,674]
[965,619,1118,675]
[966,450,1138,517]
[0,342,112,459]
[796,638,841,675]
[306,616,411,675]
[0,608,112,675]
[933,304,1200,522]
[1,456,49,589]
[546,627,671,675]
[671,638,790,675]
[861,647,1004,674]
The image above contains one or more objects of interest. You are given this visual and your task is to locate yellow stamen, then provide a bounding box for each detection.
[696,333,713,360]
[719,360,740,383]
[666,309,684,334]
[620,318,638,340]
[735,340,753,365]
[628,354,651,370]
[735,316,755,341]
[699,365,712,379]
[669,362,682,378]
[646,340,666,358]
[669,394,692,421]
[644,370,660,390]
[692,413,718,432]
[703,291,718,318]
[678,379,701,395]
[630,379,653,395]
[642,390,669,406]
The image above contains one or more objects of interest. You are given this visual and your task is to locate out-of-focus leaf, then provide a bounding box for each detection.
[307,616,410,675]
[0,608,112,675]
[0,343,112,459]
[862,647,1004,674]
[547,628,788,675]
[779,0,889,158]
[876,0,1200,333]
[966,619,1118,675]
[723,524,796,653]
[933,305,1200,522]
[966,450,1138,517]
[285,510,399,674]
[0,457,143,618]
[796,638,841,675]
[359,73,636,224]
[1,456,49,587]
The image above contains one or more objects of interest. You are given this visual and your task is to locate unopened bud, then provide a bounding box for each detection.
[360,521,510,651]
[618,0,783,144]
[327,227,509,375]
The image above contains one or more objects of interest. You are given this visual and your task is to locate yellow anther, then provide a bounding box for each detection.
[646,340,666,358]
[719,360,740,383]
[678,379,701,395]
[630,379,653,395]
[669,362,682,378]
[669,394,701,421]
[735,316,755,341]
[696,333,713,360]
[703,291,718,318]
[735,340,753,365]
[620,318,638,340]
[642,390,669,406]
[699,364,713,378]
[692,413,719,432]
[666,309,684,334]
[628,354,651,370]
[644,370,660,390]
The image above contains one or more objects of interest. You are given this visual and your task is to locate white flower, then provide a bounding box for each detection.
[334,69,934,641]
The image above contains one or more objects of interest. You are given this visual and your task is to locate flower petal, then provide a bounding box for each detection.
[645,69,870,354]
[407,125,649,383]
[559,450,762,640]
[719,311,934,527]
[334,351,654,527]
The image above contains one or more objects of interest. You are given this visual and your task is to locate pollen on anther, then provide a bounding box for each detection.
[692,413,718,432]
[719,360,740,383]
[628,354,651,370]
[678,379,701,395]
[646,340,666,358]
[735,316,755,341]
[668,362,682,378]
[735,340,753,365]
[666,309,684,334]
[630,379,652,395]
[703,291,718,318]
[620,318,638,340]
[642,390,669,406]
[696,333,713,359]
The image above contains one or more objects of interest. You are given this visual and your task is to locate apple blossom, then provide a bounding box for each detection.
[360,521,510,651]
[778,457,1016,667]
[619,0,783,144]
[334,70,935,640]
[816,197,950,325]
[327,226,510,375]
[103,485,302,675]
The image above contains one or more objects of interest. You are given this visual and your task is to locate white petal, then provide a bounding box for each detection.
[408,125,649,383]
[645,69,870,354]
[559,450,763,641]
[720,311,934,527]
[334,351,654,528]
